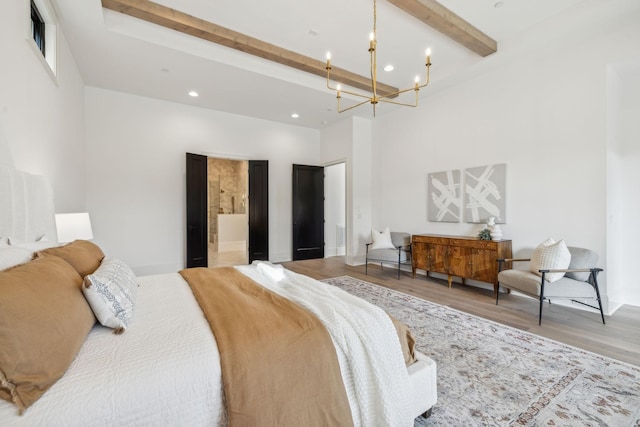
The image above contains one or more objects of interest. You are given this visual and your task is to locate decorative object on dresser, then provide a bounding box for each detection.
[365,229,412,279]
[496,240,605,325]
[411,234,512,294]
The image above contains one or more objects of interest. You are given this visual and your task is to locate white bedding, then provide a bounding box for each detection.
[238,262,412,427]
[0,273,224,426]
[0,267,436,426]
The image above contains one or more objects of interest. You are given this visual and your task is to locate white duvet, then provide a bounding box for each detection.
[1,273,225,427]
[0,265,413,426]
[237,262,412,427]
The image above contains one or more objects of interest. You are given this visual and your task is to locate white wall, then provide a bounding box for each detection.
[611,62,640,307]
[324,162,346,257]
[85,87,321,274]
[0,0,86,213]
[369,0,640,313]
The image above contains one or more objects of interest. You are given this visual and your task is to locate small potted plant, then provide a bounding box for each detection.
[478,228,491,240]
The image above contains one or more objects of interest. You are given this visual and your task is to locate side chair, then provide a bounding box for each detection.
[496,246,605,325]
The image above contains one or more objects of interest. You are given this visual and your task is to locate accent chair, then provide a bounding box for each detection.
[365,231,412,279]
[496,246,605,325]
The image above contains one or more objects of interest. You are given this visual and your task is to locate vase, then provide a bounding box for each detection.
[490,224,503,241]
[486,217,496,227]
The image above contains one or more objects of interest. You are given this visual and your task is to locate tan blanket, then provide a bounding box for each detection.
[179,267,354,427]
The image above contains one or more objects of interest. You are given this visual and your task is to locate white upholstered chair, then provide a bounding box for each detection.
[496,246,605,325]
[365,231,412,279]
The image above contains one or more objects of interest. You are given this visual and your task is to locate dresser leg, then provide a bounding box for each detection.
[412,267,416,279]
[447,275,453,288]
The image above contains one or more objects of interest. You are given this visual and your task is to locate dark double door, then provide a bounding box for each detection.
[186,155,325,267]
[185,153,269,268]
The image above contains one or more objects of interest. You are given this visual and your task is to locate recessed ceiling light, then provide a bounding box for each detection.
[161,68,170,73]
[494,1,504,8]
[308,29,319,37]
[384,64,394,72]
[188,91,199,97]
[291,113,299,118]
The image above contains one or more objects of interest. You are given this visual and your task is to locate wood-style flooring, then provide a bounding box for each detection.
[281,257,640,367]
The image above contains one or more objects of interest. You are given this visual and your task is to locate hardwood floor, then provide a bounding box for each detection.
[281,257,640,367]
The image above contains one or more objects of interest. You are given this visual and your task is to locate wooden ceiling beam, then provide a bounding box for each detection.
[101,0,400,97]
[387,0,497,57]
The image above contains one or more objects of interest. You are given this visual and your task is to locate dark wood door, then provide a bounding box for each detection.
[248,160,269,263]
[186,153,208,268]
[292,164,324,260]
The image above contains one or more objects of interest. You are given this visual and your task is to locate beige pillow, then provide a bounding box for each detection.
[37,240,105,277]
[529,238,571,283]
[0,256,96,414]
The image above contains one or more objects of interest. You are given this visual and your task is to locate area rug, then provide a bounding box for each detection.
[322,276,640,427]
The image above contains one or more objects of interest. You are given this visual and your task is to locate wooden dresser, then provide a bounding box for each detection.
[411,234,512,294]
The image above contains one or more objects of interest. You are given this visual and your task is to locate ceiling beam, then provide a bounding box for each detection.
[387,0,497,57]
[101,0,400,97]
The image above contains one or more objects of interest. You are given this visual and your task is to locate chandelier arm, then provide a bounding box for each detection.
[378,98,419,107]
[338,88,377,100]
[379,86,419,99]
[338,98,375,113]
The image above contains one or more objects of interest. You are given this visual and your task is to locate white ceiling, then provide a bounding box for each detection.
[53,0,588,129]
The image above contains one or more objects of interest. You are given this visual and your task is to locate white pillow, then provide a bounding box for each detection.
[0,246,34,270]
[529,238,571,283]
[0,237,8,247]
[371,227,395,250]
[82,257,138,333]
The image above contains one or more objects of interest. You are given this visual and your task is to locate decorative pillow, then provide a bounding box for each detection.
[83,257,138,334]
[0,247,34,270]
[529,238,571,283]
[0,256,96,414]
[37,240,105,277]
[566,247,599,282]
[0,237,7,247]
[371,227,395,250]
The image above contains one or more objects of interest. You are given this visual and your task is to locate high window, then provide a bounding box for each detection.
[28,0,57,78]
[31,0,46,56]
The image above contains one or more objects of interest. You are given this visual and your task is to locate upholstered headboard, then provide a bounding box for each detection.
[0,165,57,243]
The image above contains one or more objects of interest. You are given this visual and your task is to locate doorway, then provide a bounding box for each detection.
[207,157,249,267]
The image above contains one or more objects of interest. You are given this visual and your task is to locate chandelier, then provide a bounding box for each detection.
[325,0,432,116]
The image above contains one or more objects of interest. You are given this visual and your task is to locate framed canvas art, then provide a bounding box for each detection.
[464,163,506,223]
[428,170,461,222]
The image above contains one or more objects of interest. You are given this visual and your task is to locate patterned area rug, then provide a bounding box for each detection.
[322,276,640,427]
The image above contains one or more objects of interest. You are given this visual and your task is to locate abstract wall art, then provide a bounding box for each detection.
[427,169,461,222]
[464,163,506,223]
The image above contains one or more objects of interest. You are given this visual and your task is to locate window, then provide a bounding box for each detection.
[27,0,57,79]
[31,0,45,56]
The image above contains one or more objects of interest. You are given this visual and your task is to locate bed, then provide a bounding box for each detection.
[0,166,437,426]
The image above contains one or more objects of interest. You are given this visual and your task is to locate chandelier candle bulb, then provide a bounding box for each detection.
[426,48,432,65]
[326,52,331,69]
[369,32,375,50]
